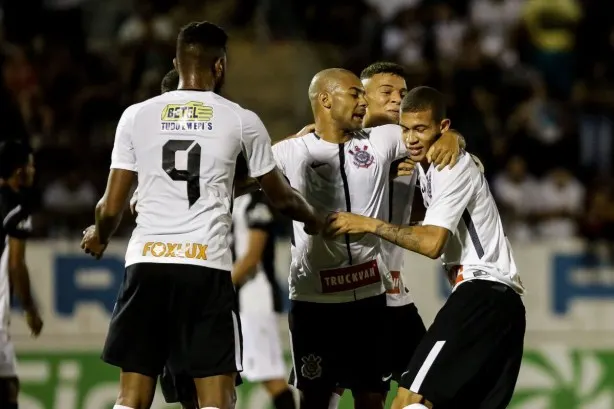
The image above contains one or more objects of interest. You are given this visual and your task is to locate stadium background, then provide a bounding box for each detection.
[1,0,614,408]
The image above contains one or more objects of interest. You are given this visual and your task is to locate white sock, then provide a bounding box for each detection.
[113,406,134,409]
[328,392,341,409]
[403,404,428,409]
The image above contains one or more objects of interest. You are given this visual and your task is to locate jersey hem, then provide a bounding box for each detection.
[124,258,231,272]
[110,163,137,172]
[249,162,276,179]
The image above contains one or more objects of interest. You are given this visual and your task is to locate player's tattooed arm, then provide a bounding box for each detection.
[326,212,449,259]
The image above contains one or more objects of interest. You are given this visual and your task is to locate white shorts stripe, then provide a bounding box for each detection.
[231,311,243,371]
[288,329,298,388]
[409,340,446,393]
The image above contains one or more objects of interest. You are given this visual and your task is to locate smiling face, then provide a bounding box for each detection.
[362,72,407,126]
[400,109,450,163]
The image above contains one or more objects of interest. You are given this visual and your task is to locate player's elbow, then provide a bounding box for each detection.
[268,189,297,213]
[96,198,122,220]
[423,226,449,259]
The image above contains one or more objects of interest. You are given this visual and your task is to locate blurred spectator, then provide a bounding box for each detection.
[118,0,174,46]
[522,0,581,98]
[534,167,584,239]
[383,7,426,70]
[493,156,539,240]
[506,77,567,173]
[581,183,614,265]
[43,168,97,237]
[469,0,523,65]
[432,2,467,63]
[572,61,614,175]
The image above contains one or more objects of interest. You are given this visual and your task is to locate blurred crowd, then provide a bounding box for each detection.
[1,0,614,254]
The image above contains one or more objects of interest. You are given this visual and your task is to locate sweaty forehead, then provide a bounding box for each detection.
[333,72,363,92]
[400,110,434,126]
[362,73,406,91]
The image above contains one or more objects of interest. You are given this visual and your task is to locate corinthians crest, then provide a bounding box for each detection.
[300,354,322,380]
[349,145,374,168]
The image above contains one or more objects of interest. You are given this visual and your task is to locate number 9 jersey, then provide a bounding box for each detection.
[110,90,276,271]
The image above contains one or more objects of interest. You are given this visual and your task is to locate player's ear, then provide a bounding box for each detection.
[440,118,451,134]
[172,58,177,69]
[214,57,225,78]
[319,92,332,109]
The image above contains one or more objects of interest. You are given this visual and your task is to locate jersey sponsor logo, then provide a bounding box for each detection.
[160,101,213,131]
[386,270,402,294]
[382,373,393,382]
[142,242,207,260]
[319,260,381,293]
[300,354,322,380]
[348,145,374,168]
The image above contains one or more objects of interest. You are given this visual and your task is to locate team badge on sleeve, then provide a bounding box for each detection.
[349,145,374,168]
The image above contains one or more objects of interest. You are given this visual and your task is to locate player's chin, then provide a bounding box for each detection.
[408,147,425,162]
[385,110,400,121]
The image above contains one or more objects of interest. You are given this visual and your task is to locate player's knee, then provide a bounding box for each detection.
[0,377,19,402]
[263,378,290,397]
[392,388,433,409]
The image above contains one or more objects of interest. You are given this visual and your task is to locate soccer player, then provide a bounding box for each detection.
[0,140,43,409]
[274,68,461,409]
[231,191,296,409]
[327,87,526,409]
[80,21,322,409]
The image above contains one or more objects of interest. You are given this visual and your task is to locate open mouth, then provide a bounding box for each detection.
[409,147,423,157]
[353,113,365,121]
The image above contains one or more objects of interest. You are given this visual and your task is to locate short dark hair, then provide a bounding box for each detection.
[0,140,31,179]
[177,21,228,66]
[360,62,406,80]
[401,86,446,122]
[160,69,179,93]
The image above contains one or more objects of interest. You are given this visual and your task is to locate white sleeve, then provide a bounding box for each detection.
[422,159,474,232]
[370,124,407,161]
[110,105,138,171]
[240,109,277,178]
[271,141,290,175]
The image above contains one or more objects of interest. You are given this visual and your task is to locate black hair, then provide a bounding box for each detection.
[176,21,228,67]
[360,62,406,80]
[160,69,179,93]
[0,140,31,179]
[401,86,446,122]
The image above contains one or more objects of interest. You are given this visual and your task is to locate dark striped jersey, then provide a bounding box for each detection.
[232,191,283,313]
[0,186,33,328]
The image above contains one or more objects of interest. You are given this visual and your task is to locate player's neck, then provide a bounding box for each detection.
[177,75,216,92]
[363,114,393,128]
[314,121,352,144]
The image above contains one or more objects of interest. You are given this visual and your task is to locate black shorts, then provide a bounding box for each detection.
[288,294,388,394]
[384,303,426,383]
[160,366,243,403]
[399,280,526,409]
[101,263,243,379]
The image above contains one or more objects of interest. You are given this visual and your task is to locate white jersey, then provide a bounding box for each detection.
[417,151,525,294]
[273,125,407,303]
[111,91,276,271]
[382,171,417,307]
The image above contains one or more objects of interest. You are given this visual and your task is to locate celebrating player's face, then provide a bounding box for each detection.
[400,110,450,163]
[329,75,368,131]
[362,73,407,125]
